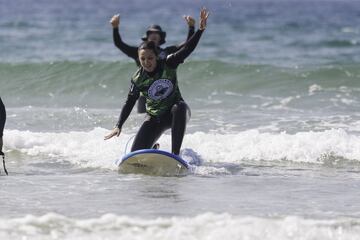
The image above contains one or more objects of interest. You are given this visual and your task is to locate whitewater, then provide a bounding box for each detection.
[2,0,360,239]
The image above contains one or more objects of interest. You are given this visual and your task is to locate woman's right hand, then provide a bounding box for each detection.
[110,14,120,28]
[104,127,121,140]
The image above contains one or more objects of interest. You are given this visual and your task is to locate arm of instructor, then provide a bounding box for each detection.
[110,14,139,61]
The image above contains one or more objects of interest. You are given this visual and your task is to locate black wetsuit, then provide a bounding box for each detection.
[0,97,5,138]
[113,26,195,64]
[113,26,195,113]
[115,29,203,155]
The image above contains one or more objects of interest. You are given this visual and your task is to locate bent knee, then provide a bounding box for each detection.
[172,101,191,121]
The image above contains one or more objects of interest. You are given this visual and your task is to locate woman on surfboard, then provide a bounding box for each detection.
[110,13,196,113]
[105,8,209,155]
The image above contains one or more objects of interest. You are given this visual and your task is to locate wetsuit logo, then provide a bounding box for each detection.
[148,79,174,100]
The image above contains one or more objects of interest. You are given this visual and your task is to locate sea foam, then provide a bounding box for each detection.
[0,213,359,240]
[3,128,360,170]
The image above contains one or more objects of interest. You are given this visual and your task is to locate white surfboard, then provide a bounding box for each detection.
[117,149,189,176]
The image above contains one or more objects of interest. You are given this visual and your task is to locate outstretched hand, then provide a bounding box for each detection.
[184,15,195,27]
[104,127,121,140]
[110,14,120,28]
[199,8,210,30]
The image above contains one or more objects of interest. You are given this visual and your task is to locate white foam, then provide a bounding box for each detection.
[308,84,323,96]
[0,213,360,240]
[182,129,360,164]
[4,128,130,170]
[4,128,360,169]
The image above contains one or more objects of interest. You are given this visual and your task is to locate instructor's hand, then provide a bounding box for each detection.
[184,15,195,27]
[104,127,121,140]
[199,7,210,31]
[110,14,120,28]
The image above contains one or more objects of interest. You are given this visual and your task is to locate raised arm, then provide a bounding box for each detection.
[164,16,195,54]
[110,14,139,62]
[166,8,209,68]
[184,16,196,43]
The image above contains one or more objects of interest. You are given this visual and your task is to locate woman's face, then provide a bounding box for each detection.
[138,49,157,72]
[147,32,161,46]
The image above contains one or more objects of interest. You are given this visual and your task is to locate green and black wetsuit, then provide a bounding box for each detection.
[113,26,195,113]
[115,29,204,155]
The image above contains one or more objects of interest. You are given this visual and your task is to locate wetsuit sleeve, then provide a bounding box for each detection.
[181,26,195,48]
[0,98,6,137]
[113,28,139,61]
[164,26,195,55]
[115,83,140,128]
[166,29,203,68]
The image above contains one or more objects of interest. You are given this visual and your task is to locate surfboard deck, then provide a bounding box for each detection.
[117,149,189,176]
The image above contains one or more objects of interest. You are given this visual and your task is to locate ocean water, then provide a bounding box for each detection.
[1,0,360,239]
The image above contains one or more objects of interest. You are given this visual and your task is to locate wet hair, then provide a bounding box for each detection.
[138,41,159,56]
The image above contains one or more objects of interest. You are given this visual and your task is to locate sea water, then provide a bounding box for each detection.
[1,0,360,239]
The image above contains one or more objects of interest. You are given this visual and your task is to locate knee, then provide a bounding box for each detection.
[172,102,191,121]
[172,101,187,114]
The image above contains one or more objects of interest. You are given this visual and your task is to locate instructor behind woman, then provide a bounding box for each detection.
[110,13,195,113]
[105,8,209,155]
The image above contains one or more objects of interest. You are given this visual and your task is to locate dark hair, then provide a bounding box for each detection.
[138,41,159,56]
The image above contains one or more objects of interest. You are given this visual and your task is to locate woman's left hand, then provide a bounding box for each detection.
[199,7,210,30]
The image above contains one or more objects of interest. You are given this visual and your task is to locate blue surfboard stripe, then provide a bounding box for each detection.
[121,149,189,169]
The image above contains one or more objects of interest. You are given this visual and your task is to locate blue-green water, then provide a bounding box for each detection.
[1,0,360,239]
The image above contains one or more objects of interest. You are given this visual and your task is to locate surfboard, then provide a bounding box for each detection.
[117,149,189,176]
